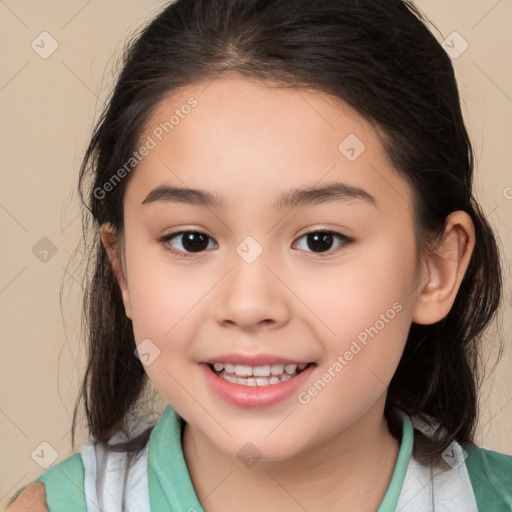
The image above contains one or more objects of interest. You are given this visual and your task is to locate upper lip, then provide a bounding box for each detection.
[202,354,313,366]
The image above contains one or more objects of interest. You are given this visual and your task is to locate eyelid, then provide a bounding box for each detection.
[292,230,352,256]
[158,230,217,259]
[159,228,353,258]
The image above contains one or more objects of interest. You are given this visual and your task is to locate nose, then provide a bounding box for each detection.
[214,250,291,332]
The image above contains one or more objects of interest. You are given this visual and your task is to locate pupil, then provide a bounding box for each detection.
[180,232,334,253]
[183,232,208,252]
[308,232,333,252]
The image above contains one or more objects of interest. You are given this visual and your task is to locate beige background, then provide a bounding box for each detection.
[1,0,511,506]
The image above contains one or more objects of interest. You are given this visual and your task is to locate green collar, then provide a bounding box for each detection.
[377,408,414,511]
[147,405,413,511]
[148,404,204,510]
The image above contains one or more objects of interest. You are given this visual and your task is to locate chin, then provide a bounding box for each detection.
[217,435,307,464]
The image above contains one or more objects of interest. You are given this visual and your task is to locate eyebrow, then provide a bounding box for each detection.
[141,182,377,210]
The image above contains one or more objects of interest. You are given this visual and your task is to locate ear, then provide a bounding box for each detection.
[100,222,132,319]
[412,211,475,325]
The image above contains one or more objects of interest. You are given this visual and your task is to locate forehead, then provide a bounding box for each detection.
[125,75,414,217]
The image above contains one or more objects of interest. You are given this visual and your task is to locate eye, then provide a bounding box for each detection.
[159,229,352,259]
[293,230,352,255]
[159,230,217,258]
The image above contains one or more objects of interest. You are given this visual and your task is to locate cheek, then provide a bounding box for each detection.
[123,235,205,346]
[293,232,416,410]
[292,231,416,342]
[125,253,209,410]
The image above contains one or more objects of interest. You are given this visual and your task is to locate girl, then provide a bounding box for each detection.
[6,0,511,510]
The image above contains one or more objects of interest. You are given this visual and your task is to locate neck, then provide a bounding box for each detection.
[182,395,401,512]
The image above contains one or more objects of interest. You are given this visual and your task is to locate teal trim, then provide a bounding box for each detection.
[148,405,206,511]
[148,405,413,512]
[33,453,87,512]
[463,442,512,511]
[377,409,414,512]
[16,405,510,511]
[6,453,87,512]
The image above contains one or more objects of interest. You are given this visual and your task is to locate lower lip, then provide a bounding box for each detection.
[200,363,315,408]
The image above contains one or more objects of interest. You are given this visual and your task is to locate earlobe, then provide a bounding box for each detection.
[412,211,475,325]
[100,223,132,319]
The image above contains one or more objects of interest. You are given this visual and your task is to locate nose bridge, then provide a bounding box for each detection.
[214,235,290,330]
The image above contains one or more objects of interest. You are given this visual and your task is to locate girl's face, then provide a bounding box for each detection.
[108,75,426,460]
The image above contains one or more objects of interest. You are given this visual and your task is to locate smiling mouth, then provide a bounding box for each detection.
[208,362,313,387]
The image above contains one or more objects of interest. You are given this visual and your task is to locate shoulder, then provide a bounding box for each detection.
[463,442,512,510]
[5,452,86,512]
[5,482,47,511]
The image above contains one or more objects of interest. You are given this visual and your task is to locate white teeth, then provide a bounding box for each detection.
[270,364,285,375]
[215,363,301,377]
[210,361,311,386]
[215,369,301,386]
[253,365,271,377]
[234,365,253,377]
[284,364,298,374]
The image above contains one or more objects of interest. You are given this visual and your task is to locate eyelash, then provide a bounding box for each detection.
[158,230,353,259]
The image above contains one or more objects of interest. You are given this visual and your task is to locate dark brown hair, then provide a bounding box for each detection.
[71,0,503,463]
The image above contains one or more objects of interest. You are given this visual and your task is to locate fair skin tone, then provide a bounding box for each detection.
[5,75,474,511]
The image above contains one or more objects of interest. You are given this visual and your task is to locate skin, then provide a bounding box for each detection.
[99,74,475,511]
[4,482,46,511]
